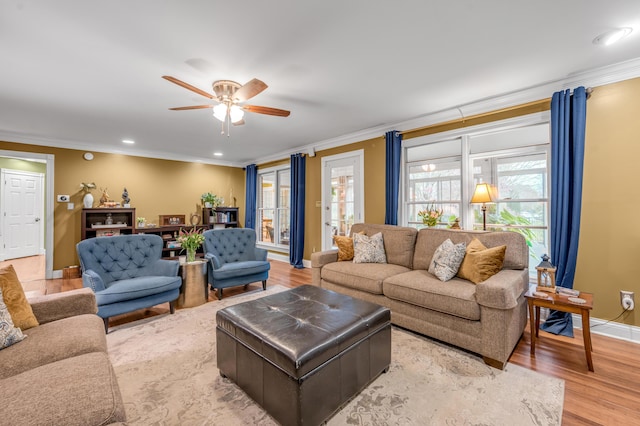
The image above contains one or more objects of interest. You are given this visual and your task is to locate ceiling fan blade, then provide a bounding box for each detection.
[162,76,214,99]
[169,105,214,111]
[233,78,268,102]
[232,119,245,126]
[242,105,290,117]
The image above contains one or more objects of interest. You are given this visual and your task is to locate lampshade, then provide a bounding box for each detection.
[213,104,227,121]
[229,105,244,123]
[470,183,494,204]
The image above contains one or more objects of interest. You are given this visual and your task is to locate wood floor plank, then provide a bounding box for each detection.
[11,256,640,425]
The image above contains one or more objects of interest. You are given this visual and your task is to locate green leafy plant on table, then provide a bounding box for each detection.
[177,227,205,263]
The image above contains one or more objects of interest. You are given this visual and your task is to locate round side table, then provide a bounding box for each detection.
[177,260,208,308]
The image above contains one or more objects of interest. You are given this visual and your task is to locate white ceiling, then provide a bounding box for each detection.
[1,1,639,167]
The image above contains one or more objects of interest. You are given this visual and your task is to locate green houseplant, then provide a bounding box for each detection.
[201,192,223,208]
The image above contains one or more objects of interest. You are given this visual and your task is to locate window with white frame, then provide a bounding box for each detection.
[257,166,290,250]
[403,119,550,272]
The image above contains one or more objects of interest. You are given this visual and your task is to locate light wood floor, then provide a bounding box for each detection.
[9,255,640,425]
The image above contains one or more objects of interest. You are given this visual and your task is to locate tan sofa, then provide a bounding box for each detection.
[0,288,126,425]
[311,223,529,369]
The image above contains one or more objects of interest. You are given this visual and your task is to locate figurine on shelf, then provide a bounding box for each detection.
[122,187,130,207]
[99,188,109,206]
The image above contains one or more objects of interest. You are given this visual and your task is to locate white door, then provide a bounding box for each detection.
[321,151,364,250]
[1,170,44,260]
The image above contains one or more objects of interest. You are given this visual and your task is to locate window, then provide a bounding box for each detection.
[257,166,290,250]
[403,119,550,272]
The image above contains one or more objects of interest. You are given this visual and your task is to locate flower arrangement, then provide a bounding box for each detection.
[418,204,444,227]
[201,192,224,208]
[80,182,96,192]
[177,227,205,262]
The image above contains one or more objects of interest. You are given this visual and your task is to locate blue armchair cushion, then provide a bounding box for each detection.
[211,260,270,281]
[95,276,182,305]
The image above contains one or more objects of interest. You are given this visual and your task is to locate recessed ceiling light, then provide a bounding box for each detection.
[593,27,633,46]
[122,139,135,144]
[213,152,223,156]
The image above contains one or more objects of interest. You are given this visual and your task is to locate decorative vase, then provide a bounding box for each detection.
[186,248,196,263]
[83,192,94,209]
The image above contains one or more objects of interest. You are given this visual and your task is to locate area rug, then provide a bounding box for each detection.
[106,285,564,425]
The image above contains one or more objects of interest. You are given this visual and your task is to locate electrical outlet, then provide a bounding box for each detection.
[620,290,634,309]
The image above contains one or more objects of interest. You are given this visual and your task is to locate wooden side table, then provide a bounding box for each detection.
[177,260,208,308]
[525,289,594,371]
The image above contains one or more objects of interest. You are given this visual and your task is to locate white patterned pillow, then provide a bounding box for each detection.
[0,288,26,350]
[428,239,467,282]
[353,232,387,264]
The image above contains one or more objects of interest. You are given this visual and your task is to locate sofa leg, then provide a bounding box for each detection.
[169,300,176,314]
[482,356,506,370]
[217,288,223,300]
[103,317,109,334]
[262,280,267,291]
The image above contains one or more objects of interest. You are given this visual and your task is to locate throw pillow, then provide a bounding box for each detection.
[0,288,26,350]
[333,235,355,261]
[428,239,467,282]
[0,265,39,330]
[457,238,507,284]
[353,232,387,264]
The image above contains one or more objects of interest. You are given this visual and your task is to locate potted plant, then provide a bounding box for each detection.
[177,227,205,263]
[136,217,146,228]
[418,204,443,227]
[201,192,223,208]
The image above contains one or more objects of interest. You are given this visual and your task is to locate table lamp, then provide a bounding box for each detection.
[470,183,495,231]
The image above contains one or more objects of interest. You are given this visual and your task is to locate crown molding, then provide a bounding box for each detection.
[253,57,640,165]
[0,131,244,168]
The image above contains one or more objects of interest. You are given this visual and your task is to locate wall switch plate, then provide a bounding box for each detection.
[67,203,74,210]
[57,194,70,202]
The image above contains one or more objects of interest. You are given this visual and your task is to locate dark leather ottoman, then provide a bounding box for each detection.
[216,285,391,426]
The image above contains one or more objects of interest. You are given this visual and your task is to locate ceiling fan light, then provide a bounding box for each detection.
[213,104,227,121]
[229,105,244,123]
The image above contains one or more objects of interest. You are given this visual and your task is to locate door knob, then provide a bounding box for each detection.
[35,217,41,222]
[325,222,330,226]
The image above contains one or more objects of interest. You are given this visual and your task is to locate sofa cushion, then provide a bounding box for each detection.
[0,288,25,350]
[212,260,270,280]
[0,264,39,330]
[321,261,410,295]
[457,238,506,284]
[383,270,481,321]
[0,352,126,426]
[413,228,528,271]
[333,235,356,261]
[350,224,417,268]
[0,313,106,380]
[353,232,387,264]
[428,239,467,282]
[96,275,182,305]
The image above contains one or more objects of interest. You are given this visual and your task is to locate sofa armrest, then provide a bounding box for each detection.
[27,288,98,325]
[82,269,106,292]
[153,259,180,276]
[254,247,268,261]
[205,253,222,269]
[311,249,339,268]
[475,269,529,310]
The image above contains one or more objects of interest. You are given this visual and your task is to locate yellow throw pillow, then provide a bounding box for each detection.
[457,238,507,284]
[333,235,355,261]
[0,265,39,330]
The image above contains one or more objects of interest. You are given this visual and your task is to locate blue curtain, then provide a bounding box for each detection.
[385,130,402,225]
[244,164,257,229]
[540,86,587,338]
[289,154,306,269]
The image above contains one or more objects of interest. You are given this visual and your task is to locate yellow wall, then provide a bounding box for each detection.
[577,77,640,325]
[0,141,245,270]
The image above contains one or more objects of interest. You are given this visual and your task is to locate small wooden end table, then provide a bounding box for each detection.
[524,288,594,372]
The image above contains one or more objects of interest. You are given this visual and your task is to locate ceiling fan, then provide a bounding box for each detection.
[162,76,290,136]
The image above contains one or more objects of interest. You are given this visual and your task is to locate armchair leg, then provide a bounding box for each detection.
[262,280,267,291]
[169,300,176,314]
[103,317,109,334]
[217,288,223,300]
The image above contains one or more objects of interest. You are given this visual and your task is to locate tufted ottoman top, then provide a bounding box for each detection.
[216,285,390,379]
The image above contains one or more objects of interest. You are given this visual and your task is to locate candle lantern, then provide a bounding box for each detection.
[536,254,557,293]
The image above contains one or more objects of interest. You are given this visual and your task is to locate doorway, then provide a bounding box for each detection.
[321,150,364,250]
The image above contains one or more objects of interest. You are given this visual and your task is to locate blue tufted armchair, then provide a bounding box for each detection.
[203,228,270,300]
[76,234,182,332]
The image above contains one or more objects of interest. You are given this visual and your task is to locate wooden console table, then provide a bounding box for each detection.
[525,289,594,372]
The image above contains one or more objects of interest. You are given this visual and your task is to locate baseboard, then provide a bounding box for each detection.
[573,314,640,344]
[266,253,312,269]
